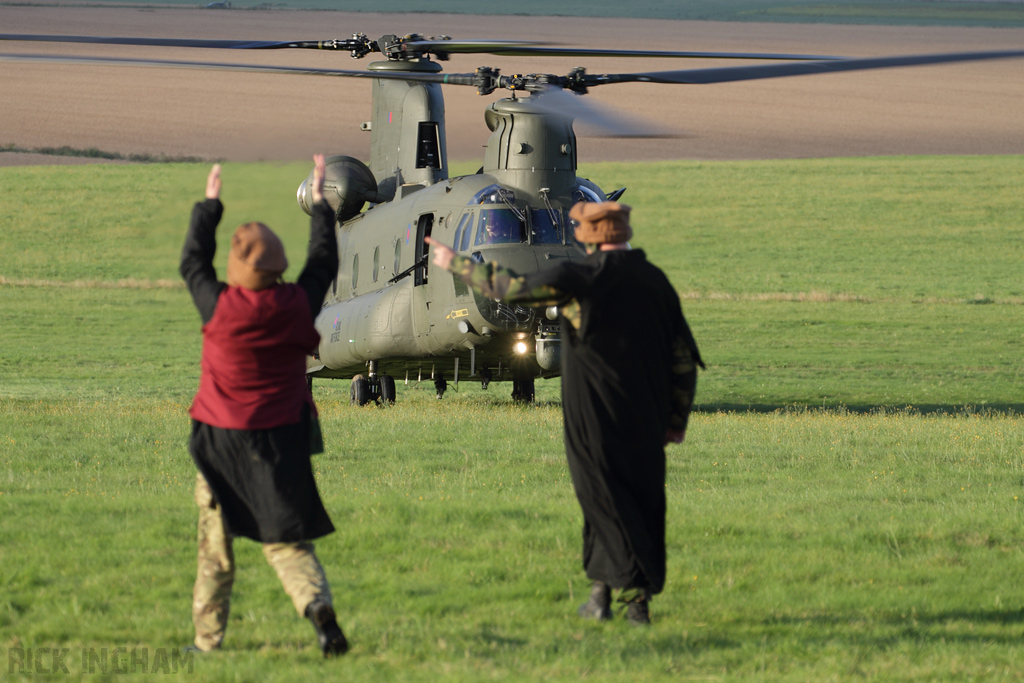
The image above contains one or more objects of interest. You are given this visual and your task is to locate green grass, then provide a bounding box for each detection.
[4,398,1024,680]
[4,157,1021,408]
[2,157,1024,680]
[585,157,1024,303]
[36,1,1024,27]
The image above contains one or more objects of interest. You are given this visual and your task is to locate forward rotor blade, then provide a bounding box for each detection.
[408,41,841,61]
[5,48,1023,97]
[585,49,1024,86]
[529,87,679,138]
[0,52,453,80]
[0,34,838,61]
[0,33,357,51]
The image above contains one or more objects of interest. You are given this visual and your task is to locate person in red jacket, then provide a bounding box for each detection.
[179,155,346,656]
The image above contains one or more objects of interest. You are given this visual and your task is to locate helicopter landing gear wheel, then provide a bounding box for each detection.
[480,368,492,390]
[380,374,396,405]
[350,374,371,406]
[434,373,448,400]
[511,376,535,403]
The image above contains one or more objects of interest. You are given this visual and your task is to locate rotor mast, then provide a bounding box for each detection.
[481,97,579,204]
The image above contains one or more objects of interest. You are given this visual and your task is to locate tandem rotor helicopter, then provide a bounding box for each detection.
[2,30,1023,404]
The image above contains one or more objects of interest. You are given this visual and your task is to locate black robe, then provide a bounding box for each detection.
[455,249,702,594]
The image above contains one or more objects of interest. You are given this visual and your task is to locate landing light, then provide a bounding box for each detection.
[514,341,528,355]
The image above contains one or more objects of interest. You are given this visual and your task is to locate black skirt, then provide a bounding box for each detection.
[189,406,335,543]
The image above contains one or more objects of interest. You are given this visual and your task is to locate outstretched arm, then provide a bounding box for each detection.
[180,164,227,324]
[425,236,575,307]
[297,154,340,318]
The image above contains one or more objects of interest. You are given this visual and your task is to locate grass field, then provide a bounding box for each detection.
[2,157,1023,680]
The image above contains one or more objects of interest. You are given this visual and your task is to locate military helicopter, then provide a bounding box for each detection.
[2,32,1023,404]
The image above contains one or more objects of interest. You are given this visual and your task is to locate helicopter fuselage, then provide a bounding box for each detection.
[307,168,594,387]
[298,67,611,395]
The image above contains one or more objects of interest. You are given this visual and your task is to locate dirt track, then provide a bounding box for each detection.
[2,7,1023,165]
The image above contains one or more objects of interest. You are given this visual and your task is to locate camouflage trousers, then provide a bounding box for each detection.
[192,473,332,651]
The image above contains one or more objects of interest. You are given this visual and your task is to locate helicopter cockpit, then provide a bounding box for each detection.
[454,183,607,249]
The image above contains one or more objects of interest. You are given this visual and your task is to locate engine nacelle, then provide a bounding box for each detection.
[297,155,379,222]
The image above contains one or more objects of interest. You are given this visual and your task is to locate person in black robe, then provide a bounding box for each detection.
[426,201,702,624]
[180,156,348,655]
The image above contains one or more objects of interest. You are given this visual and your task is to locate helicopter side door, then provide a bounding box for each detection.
[412,213,434,338]
[414,213,432,287]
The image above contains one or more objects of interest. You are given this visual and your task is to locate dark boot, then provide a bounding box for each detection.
[625,596,651,625]
[304,601,349,657]
[577,581,612,621]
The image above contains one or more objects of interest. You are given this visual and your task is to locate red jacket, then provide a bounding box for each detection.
[190,284,320,430]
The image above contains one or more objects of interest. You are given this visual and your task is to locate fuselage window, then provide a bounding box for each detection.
[415,121,441,169]
[394,239,402,277]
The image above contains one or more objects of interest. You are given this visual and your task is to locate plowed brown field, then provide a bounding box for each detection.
[2,6,1023,165]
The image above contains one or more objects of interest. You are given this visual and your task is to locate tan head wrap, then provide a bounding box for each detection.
[570,201,633,245]
[226,222,288,291]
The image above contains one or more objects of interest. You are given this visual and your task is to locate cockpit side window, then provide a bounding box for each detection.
[460,212,473,251]
[572,185,603,204]
[460,214,471,250]
[567,186,604,247]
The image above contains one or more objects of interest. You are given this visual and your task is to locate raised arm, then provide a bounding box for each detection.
[179,164,227,324]
[297,154,340,319]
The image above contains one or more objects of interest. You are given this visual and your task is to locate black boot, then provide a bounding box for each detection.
[304,601,349,657]
[624,595,651,625]
[577,581,612,621]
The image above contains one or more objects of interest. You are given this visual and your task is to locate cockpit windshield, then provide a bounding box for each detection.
[475,208,524,246]
[530,209,562,244]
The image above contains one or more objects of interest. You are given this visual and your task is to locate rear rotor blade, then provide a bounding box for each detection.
[408,41,841,61]
[399,39,542,53]
[529,87,679,138]
[586,49,1024,86]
